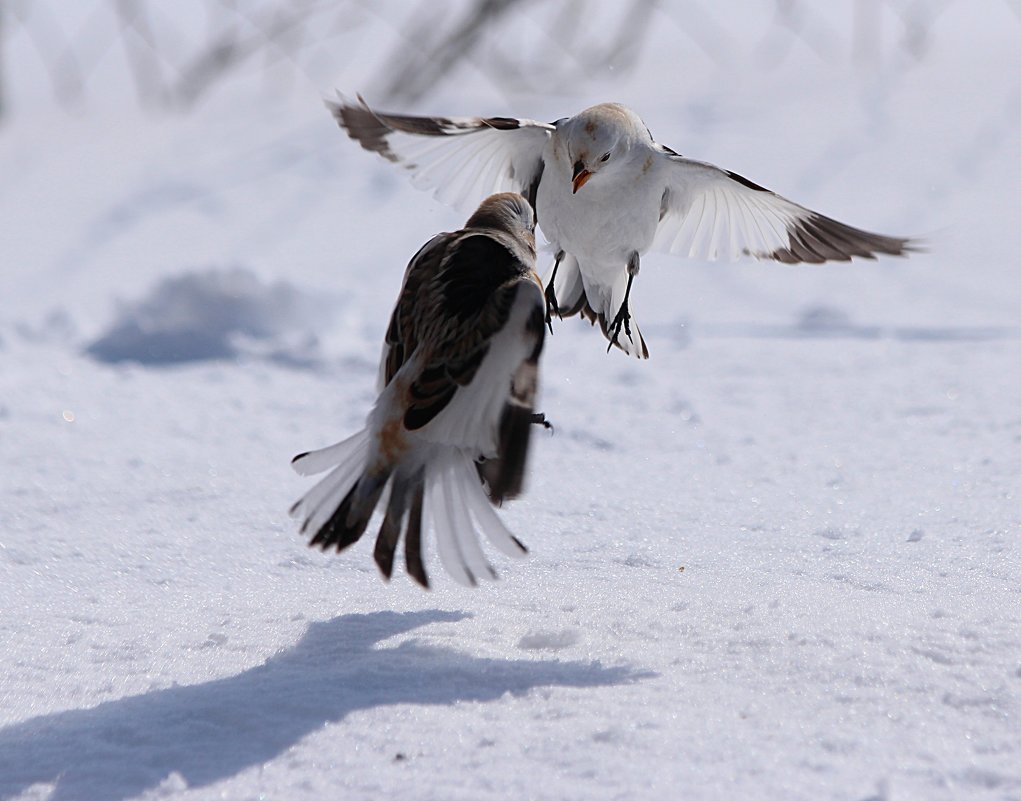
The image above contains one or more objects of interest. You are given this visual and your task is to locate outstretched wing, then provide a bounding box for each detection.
[652,148,918,263]
[328,94,553,212]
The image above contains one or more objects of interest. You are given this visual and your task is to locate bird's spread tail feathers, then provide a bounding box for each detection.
[290,429,393,552]
[289,430,372,532]
[373,465,426,583]
[426,450,527,587]
[291,431,370,477]
[291,437,527,588]
[307,471,390,552]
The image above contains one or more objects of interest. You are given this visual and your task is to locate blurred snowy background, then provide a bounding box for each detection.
[2,2,1020,800]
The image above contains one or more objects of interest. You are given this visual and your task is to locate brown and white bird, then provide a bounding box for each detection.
[290,192,546,587]
[329,95,918,359]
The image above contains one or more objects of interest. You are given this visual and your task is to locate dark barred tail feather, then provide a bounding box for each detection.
[300,462,433,588]
[372,487,405,579]
[373,468,428,587]
[309,471,389,552]
[404,485,428,587]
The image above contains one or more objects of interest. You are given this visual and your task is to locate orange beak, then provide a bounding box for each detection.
[572,161,592,194]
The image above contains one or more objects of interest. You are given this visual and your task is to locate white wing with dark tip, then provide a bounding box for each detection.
[327,94,554,212]
[652,152,917,264]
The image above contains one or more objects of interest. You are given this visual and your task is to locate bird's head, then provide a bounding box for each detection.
[563,103,646,194]
[466,192,536,250]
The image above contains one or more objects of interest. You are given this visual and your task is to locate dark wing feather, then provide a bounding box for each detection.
[395,232,531,431]
[382,233,451,387]
[477,302,546,503]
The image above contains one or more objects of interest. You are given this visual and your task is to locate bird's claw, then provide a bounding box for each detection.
[605,304,634,352]
[544,283,561,333]
[544,251,565,333]
[530,412,554,434]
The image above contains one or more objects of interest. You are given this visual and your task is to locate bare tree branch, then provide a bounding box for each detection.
[375,0,525,105]
[168,0,339,108]
[115,0,168,106]
[9,0,86,107]
[657,1,737,68]
[753,0,841,68]
[3,0,1018,120]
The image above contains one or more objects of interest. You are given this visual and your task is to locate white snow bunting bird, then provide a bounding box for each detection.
[328,94,919,359]
[289,193,547,588]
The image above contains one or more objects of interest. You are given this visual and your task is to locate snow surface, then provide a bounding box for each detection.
[2,3,1020,800]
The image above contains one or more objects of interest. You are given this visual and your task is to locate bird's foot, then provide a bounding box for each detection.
[544,250,565,333]
[529,412,554,433]
[605,303,634,353]
[544,283,561,333]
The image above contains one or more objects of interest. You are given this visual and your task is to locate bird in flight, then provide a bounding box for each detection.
[290,193,547,588]
[329,95,917,359]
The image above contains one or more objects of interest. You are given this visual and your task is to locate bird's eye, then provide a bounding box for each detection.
[600,152,611,162]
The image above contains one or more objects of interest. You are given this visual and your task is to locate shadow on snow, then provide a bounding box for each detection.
[0,610,650,801]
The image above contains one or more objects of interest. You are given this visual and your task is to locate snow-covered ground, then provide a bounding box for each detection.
[2,3,1020,800]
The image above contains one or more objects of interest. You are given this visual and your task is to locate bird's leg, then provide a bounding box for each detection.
[606,252,640,353]
[544,250,565,332]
